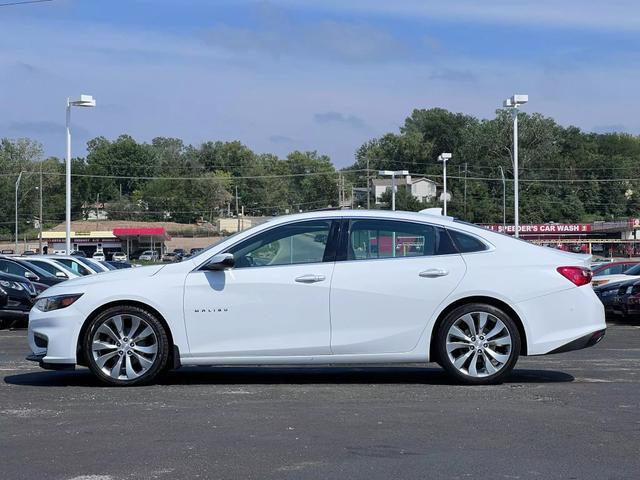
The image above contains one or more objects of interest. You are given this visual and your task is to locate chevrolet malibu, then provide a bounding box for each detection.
[27,210,606,386]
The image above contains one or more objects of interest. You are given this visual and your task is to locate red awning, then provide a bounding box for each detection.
[112,227,171,241]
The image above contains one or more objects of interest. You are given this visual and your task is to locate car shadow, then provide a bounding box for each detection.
[3,366,574,388]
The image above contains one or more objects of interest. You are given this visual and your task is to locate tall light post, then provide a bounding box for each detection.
[378,170,409,211]
[66,94,96,254]
[437,153,452,216]
[498,166,506,230]
[503,94,528,238]
[15,172,23,253]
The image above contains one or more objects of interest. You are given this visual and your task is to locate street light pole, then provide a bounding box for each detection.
[498,166,506,229]
[503,94,528,238]
[378,170,409,211]
[15,172,23,253]
[437,153,452,216]
[66,94,96,254]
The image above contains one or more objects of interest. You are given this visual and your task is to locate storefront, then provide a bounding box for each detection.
[483,219,640,257]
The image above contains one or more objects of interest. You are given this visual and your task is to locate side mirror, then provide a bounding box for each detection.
[55,271,68,279]
[203,253,235,271]
[24,271,38,281]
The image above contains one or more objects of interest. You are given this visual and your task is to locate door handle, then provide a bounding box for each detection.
[295,274,326,283]
[419,268,449,278]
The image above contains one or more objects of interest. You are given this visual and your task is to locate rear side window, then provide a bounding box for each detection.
[348,219,456,260]
[448,230,488,253]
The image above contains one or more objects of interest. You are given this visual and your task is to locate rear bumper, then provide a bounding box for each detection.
[0,309,29,320]
[548,329,606,354]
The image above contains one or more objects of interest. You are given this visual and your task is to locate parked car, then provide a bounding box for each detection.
[173,249,186,257]
[70,250,86,257]
[0,271,36,329]
[161,252,180,263]
[594,281,628,316]
[112,252,128,262]
[20,257,81,280]
[28,210,606,386]
[620,279,640,318]
[190,247,204,256]
[92,252,106,261]
[74,256,111,273]
[138,250,159,261]
[0,256,65,287]
[592,261,639,277]
[591,263,640,287]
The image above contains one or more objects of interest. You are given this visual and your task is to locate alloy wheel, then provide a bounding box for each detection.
[445,311,513,378]
[91,314,158,381]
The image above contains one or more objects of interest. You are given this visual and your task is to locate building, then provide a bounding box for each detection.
[42,227,171,258]
[371,175,438,205]
[483,219,640,257]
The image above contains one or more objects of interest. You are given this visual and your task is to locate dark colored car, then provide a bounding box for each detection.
[0,271,36,329]
[615,279,640,317]
[0,256,65,287]
[70,250,87,257]
[592,261,640,277]
[594,281,625,316]
[106,261,133,269]
[190,247,204,255]
[173,248,186,257]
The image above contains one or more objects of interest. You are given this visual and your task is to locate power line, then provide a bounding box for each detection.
[0,0,53,6]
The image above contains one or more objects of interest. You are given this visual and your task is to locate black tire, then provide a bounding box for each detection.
[435,303,521,385]
[84,305,170,386]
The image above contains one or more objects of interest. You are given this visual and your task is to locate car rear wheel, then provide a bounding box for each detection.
[84,306,169,386]
[436,303,521,385]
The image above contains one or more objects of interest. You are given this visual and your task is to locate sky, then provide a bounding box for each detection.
[1,0,639,167]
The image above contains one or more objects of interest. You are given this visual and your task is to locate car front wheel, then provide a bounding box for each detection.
[436,303,521,385]
[84,306,169,386]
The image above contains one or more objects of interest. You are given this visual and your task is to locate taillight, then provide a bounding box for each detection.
[557,266,592,286]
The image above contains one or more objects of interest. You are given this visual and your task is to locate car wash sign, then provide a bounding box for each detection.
[484,224,592,235]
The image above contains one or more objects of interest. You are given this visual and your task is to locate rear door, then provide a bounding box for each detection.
[329,218,466,354]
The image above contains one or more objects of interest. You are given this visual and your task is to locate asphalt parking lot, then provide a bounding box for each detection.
[1,322,639,480]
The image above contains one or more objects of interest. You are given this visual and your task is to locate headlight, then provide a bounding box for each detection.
[34,294,83,312]
[0,280,23,291]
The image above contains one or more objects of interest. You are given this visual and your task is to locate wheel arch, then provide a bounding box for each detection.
[429,295,528,362]
[76,300,180,368]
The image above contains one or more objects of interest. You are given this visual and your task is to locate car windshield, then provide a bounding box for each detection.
[189,222,269,260]
[623,264,640,275]
[15,259,56,278]
[100,261,116,270]
[76,257,104,272]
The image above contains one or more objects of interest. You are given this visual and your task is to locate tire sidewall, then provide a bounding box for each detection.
[436,303,521,385]
[84,306,169,386]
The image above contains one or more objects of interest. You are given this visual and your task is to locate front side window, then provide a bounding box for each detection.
[227,220,333,268]
[348,219,456,260]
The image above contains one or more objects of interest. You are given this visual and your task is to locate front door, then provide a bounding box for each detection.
[330,218,466,354]
[184,219,338,357]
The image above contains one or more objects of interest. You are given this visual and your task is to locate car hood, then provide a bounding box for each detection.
[40,264,166,296]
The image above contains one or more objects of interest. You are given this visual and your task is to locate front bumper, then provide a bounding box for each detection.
[27,304,84,366]
[25,352,75,370]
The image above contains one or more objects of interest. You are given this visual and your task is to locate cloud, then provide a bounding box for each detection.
[429,69,476,83]
[276,0,640,32]
[269,134,294,144]
[202,4,411,63]
[7,121,90,138]
[313,112,368,130]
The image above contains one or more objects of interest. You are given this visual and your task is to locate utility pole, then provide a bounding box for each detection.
[366,157,371,209]
[96,193,100,230]
[499,166,506,229]
[38,162,43,254]
[463,162,468,218]
[15,172,23,254]
[235,186,240,232]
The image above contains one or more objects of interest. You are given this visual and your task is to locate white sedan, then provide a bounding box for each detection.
[27,210,606,386]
